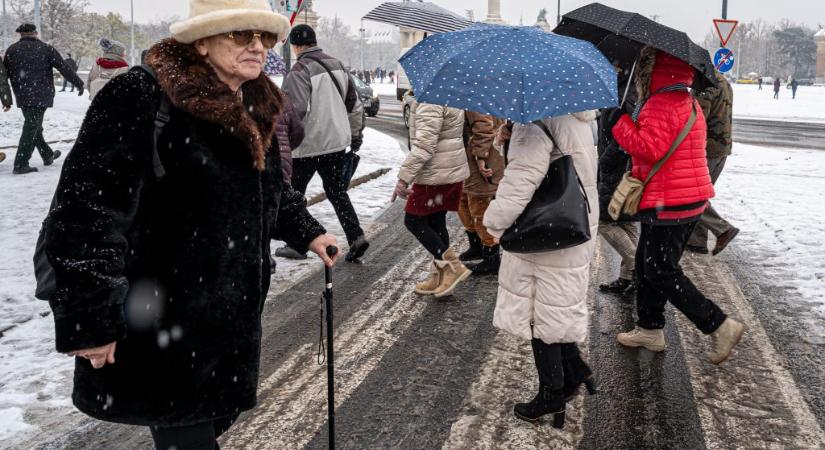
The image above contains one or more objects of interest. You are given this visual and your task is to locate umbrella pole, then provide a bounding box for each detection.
[324,246,338,450]
[620,58,638,109]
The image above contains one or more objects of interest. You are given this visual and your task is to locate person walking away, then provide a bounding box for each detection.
[757,77,763,90]
[458,111,505,275]
[394,101,471,298]
[59,53,79,92]
[0,56,13,164]
[611,48,745,364]
[43,2,339,448]
[483,111,600,427]
[773,77,781,99]
[4,23,84,174]
[686,71,740,256]
[87,38,130,101]
[596,65,640,295]
[790,77,799,99]
[280,24,370,263]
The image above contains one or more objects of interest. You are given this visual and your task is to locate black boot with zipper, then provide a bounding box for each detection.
[459,231,483,262]
[513,384,566,428]
[467,245,501,276]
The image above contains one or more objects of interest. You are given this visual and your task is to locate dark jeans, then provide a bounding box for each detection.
[404,211,449,259]
[292,151,364,243]
[61,79,75,92]
[636,222,727,334]
[14,107,54,169]
[150,415,237,450]
[531,339,563,390]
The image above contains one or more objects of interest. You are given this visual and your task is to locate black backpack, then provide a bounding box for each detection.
[33,65,171,301]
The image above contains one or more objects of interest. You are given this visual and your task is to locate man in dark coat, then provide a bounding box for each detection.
[44,38,334,434]
[4,24,84,174]
[687,71,739,255]
[773,77,781,99]
[0,58,11,164]
[59,53,79,92]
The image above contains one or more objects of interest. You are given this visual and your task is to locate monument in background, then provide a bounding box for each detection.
[816,29,825,85]
[486,0,506,24]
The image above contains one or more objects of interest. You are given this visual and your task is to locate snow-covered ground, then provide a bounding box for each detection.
[371,81,398,97]
[0,91,406,447]
[731,83,825,123]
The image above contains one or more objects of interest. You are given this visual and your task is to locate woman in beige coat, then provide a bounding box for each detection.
[484,111,600,428]
[394,102,471,298]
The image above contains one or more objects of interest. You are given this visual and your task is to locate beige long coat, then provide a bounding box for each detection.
[483,111,600,344]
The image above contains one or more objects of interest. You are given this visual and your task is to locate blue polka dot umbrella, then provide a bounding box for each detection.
[398,23,617,124]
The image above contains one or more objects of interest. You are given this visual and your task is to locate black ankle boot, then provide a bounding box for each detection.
[561,343,597,401]
[459,231,483,261]
[468,245,500,276]
[598,277,633,294]
[513,384,566,428]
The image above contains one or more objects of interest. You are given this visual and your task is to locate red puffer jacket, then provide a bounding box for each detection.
[612,52,714,220]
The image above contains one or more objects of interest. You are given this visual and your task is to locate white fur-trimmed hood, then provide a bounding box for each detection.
[170,0,291,44]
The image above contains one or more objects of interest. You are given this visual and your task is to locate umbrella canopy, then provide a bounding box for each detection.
[362,1,473,34]
[553,3,716,90]
[398,23,617,124]
[264,50,287,76]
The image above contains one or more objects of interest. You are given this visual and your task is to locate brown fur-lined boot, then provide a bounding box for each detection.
[433,248,472,298]
[415,261,443,295]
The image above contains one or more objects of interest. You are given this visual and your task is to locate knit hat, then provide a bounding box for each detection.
[170,0,291,44]
[16,23,36,33]
[99,38,127,56]
[289,24,317,46]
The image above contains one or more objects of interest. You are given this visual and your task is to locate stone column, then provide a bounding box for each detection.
[486,0,506,24]
[816,30,825,85]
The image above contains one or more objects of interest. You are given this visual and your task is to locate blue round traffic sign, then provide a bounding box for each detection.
[713,47,735,73]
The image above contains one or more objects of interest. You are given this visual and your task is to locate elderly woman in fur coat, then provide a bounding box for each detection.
[484,111,600,428]
[42,1,337,448]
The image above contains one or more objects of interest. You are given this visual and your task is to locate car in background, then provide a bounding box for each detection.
[402,90,417,129]
[351,75,380,117]
[396,47,412,101]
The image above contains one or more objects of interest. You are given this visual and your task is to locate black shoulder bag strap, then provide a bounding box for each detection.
[533,119,591,214]
[132,64,170,179]
[304,54,345,101]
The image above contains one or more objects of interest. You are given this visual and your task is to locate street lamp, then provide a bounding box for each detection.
[556,0,561,26]
[130,0,136,66]
[2,0,8,52]
[33,0,40,36]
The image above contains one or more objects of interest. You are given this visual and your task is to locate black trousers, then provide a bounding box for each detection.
[14,107,54,169]
[404,211,449,259]
[61,78,75,92]
[150,415,237,450]
[292,151,364,243]
[635,222,727,334]
[531,339,564,390]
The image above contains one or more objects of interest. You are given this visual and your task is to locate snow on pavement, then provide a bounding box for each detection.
[0,86,405,447]
[731,83,825,123]
[0,91,90,148]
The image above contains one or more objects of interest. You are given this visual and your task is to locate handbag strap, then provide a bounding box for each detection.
[303,54,345,101]
[641,100,698,188]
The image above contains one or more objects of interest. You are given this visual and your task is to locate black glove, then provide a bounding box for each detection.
[77,84,85,97]
[350,136,362,152]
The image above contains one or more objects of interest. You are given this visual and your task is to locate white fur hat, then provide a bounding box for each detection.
[170,0,291,44]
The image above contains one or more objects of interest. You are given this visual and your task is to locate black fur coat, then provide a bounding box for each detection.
[44,39,325,427]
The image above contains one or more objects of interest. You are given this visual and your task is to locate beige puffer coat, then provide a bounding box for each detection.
[398,102,470,186]
[483,111,599,345]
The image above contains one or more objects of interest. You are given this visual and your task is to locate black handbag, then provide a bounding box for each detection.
[500,121,592,254]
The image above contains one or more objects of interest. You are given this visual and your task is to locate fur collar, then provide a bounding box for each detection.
[145,39,281,171]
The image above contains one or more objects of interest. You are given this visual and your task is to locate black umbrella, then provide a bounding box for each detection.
[362,1,473,34]
[553,3,717,90]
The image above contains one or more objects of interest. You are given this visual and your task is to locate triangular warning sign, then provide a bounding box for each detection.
[713,19,739,47]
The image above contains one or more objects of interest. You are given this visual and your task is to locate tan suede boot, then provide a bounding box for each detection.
[415,261,443,295]
[433,248,472,298]
[708,318,745,364]
[617,327,666,352]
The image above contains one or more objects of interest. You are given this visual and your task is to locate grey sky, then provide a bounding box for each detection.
[88,0,824,42]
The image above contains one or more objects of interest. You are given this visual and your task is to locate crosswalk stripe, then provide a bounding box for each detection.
[222,245,432,448]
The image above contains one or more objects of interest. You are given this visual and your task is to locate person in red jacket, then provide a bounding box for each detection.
[611,47,745,364]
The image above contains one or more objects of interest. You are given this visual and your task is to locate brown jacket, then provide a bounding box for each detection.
[463,111,505,196]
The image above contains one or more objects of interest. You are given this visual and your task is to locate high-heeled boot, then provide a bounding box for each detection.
[514,384,566,428]
[561,343,597,400]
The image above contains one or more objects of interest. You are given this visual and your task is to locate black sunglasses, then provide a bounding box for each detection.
[227,30,278,49]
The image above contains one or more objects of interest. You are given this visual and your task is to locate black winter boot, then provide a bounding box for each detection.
[345,235,370,263]
[468,245,500,276]
[513,384,566,428]
[561,343,597,401]
[598,277,634,294]
[459,231,483,261]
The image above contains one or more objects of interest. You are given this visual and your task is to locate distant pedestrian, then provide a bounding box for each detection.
[59,53,79,92]
[790,77,799,99]
[281,24,370,263]
[87,38,130,101]
[43,2,337,448]
[3,23,84,174]
[483,111,599,427]
[596,66,639,295]
[0,57,11,164]
[773,77,780,99]
[612,48,745,364]
[687,71,739,256]
[757,77,763,90]
[457,111,505,275]
[395,102,471,298]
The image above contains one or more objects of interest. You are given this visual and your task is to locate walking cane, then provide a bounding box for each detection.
[323,246,338,450]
